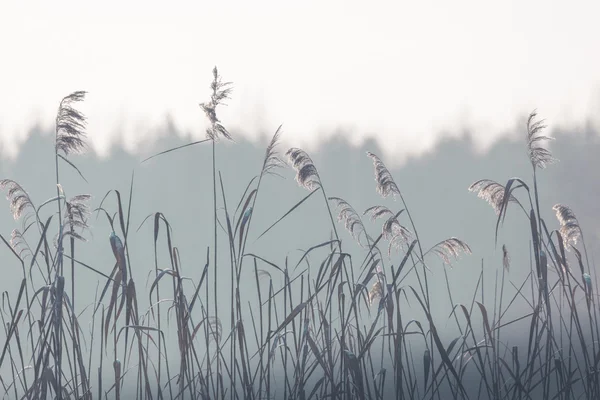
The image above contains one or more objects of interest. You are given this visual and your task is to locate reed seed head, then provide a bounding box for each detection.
[55,91,88,156]
[286,148,322,191]
[526,110,556,169]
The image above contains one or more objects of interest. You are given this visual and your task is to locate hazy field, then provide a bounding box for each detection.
[0,69,599,399]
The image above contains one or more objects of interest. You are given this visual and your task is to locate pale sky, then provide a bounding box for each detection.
[1,0,599,165]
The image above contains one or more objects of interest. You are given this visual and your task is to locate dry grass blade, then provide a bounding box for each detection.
[116,325,163,344]
[55,91,87,156]
[366,152,400,198]
[187,253,209,313]
[552,204,582,248]
[358,325,384,359]
[476,302,494,343]
[0,279,26,369]
[110,232,128,315]
[269,302,309,341]
[237,206,253,251]
[428,237,472,266]
[494,177,530,244]
[254,186,320,242]
[423,349,431,391]
[409,286,468,397]
[390,240,417,285]
[286,148,321,190]
[57,154,88,183]
[104,270,122,348]
[306,333,334,383]
[141,139,211,163]
[234,186,256,233]
[526,110,556,169]
[149,269,175,313]
[502,244,511,271]
[113,359,121,400]
[62,254,114,280]
[468,179,520,215]
[329,197,370,247]
[583,272,593,306]
[343,349,364,397]
[0,180,34,220]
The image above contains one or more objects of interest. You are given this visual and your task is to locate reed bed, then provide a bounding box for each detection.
[0,69,597,400]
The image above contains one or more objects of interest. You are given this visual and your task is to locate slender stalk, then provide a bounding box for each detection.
[54,133,64,400]
[212,138,221,400]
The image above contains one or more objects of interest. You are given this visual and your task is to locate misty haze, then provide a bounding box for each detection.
[0,83,599,398]
[3,2,600,397]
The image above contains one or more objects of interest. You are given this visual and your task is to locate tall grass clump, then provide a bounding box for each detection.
[468,110,598,400]
[0,69,597,400]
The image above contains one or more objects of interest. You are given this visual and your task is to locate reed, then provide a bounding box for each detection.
[0,70,596,400]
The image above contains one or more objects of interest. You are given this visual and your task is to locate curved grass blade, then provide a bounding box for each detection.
[141,139,211,164]
[495,178,530,245]
[58,154,88,183]
[409,286,468,398]
[254,187,320,242]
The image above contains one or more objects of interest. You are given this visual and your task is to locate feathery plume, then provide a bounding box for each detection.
[367,152,400,198]
[0,179,34,220]
[553,204,582,248]
[429,237,472,266]
[261,126,285,177]
[286,148,321,190]
[526,110,556,169]
[256,269,272,281]
[364,205,412,255]
[208,316,222,344]
[369,280,383,306]
[468,179,519,215]
[329,197,370,247]
[200,66,233,141]
[64,194,91,242]
[382,215,412,244]
[10,229,32,260]
[363,205,394,221]
[55,91,88,156]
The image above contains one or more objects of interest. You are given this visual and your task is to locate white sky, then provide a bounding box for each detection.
[1,0,599,164]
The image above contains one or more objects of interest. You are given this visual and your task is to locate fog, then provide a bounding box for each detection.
[0,123,597,397]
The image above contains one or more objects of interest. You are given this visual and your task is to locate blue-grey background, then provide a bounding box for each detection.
[0,124,597,398]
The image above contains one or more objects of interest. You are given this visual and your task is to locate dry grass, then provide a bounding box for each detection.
[0,73,597,400]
